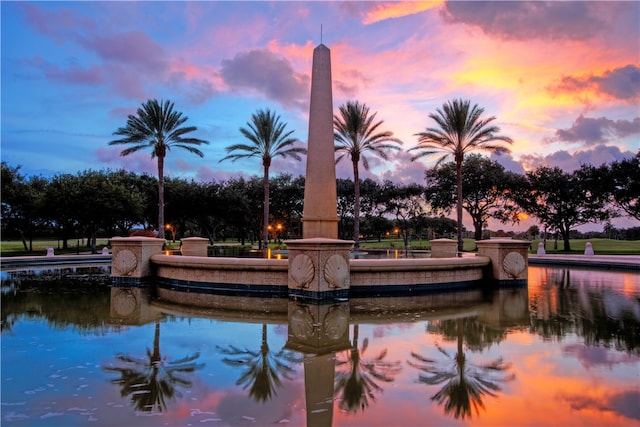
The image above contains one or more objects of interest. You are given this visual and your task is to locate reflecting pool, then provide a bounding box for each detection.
[1,265,639,426]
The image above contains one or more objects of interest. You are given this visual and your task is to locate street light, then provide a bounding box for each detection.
[165,224,176,242]
[267,223,284,243]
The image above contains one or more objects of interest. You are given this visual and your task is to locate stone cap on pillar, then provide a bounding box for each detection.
[180,237,209,257]
[429,238,458,258]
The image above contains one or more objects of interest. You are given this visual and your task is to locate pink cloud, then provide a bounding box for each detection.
[549,65,640,102]
[220,49,309,110]
[95,146,157,176]
[45,64,103,85]
[22,3,94,43]
[78,30,167,73]
[24,57,103,85]
[362,1,443,24]
[443,1,607,41]
[338,1,442,25]
[519,144,635,172]
[549,115,640,145]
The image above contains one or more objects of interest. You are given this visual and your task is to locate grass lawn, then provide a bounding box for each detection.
[0,238,111,257]
[359,237,640,255]
[529,238,640,255]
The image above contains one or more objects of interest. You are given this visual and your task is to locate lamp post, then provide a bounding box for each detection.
[165,224,176,242]
[267,223,284,244]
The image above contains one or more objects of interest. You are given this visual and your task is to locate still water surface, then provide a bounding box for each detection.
[1,265,639,426]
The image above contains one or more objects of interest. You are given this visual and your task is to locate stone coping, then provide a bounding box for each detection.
[151,254,288,270]
[150,253,491,273]
[529,254,640,271]
[350,255,490,271]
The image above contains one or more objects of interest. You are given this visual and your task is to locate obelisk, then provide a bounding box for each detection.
[302,43,338,239]
[286,43,352,301]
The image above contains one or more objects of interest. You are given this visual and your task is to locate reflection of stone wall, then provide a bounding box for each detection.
[476,287,530,328]
[109,287,162,326]
[285,301,351,354]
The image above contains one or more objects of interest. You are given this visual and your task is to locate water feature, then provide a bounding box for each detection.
[2,264,638,426]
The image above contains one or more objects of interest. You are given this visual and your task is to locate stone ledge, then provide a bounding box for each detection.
[350,256,490,271]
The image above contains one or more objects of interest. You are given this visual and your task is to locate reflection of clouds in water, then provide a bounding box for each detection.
[602,291,640,320]
[609,391,640,421]
[562,343,639,370]
[560,389,640,422]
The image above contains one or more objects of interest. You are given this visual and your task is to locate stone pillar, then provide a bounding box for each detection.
[430,238,458,258]
[476,239,530,284]
[181,237,209,257]
[302,44,339,239]
[286,238,353,301]
[110,237,165,286]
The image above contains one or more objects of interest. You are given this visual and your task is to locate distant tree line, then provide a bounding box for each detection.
[0,163,451,252]
[1,152,638,252]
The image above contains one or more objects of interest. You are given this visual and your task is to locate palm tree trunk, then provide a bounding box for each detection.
[157,156,165,239]
[353,160,361,250]
[152,320,161,363]
[263,165,270,249]
[456,158,464,254]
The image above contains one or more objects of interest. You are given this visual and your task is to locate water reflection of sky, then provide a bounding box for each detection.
[1,266,639,426]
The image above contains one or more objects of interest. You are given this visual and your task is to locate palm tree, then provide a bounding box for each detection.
[408,318,515,420]
[110,99,208,239]
[334,324,402,413]
[217,324,299,403]
[334,101,402,249]
[220,108,305,249]
[103,320,203,412]
[409,99,512,252]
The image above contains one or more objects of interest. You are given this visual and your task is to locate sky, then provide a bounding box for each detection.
[1,1,639,230]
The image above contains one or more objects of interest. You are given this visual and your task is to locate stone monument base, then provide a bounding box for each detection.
[286,238,353,301]
[476,239,530,284]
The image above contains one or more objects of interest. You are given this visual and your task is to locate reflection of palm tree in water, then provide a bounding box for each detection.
[334,324,402,413]
[103,320,203,412]
[408,318,514,419]
[218,323,299,403]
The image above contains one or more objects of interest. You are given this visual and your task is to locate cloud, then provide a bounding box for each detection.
[490,152,525,174]
[345,0,443,25]
[550,64,640,102]
[550,115,640,145]
[441,1,605,41]
[96,146,156,176]
[519,144,635,171]
[167,72,217,105]
[220,49,309,110]
[78,30,168,74]
[22,3,94,42]
[24,57,103,85]
[563,343,639,370]
[194,166,244,183]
